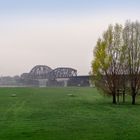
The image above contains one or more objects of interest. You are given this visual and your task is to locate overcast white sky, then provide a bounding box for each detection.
[0,0,140,76]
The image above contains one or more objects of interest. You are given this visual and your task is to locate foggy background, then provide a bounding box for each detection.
[0,0,140,76]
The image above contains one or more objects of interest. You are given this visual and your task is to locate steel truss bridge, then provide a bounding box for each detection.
[21,65,77,80]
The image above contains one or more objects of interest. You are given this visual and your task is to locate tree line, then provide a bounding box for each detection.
[92,20,140,105]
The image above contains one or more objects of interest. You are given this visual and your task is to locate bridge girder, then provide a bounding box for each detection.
[47,67,77,80]
[21,65,77,81]
[28,65,52,79]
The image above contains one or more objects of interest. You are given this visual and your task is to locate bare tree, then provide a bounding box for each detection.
[123,21,140,104]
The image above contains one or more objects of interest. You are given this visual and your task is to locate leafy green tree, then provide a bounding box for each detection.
[92,24,124,104]
[92,21,140,105]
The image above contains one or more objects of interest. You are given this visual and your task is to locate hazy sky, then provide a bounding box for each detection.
[0,0,140,76]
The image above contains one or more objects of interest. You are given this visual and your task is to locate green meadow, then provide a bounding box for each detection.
[0,87,140,140]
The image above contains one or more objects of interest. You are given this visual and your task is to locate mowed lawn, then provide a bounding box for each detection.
[0,88,140,140]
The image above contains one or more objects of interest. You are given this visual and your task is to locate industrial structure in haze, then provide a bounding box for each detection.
[20,65,91,87]
[0,65,91,87]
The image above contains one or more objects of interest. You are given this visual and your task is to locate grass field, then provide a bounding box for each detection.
[0,87,140,140]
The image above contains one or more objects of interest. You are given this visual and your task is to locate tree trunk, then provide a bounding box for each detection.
[123,90,125,103]
[131,86,136,105]
[117,94,119,104]
[112,93,116,104]
[132,94,136,105]
[117,89,120,104]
